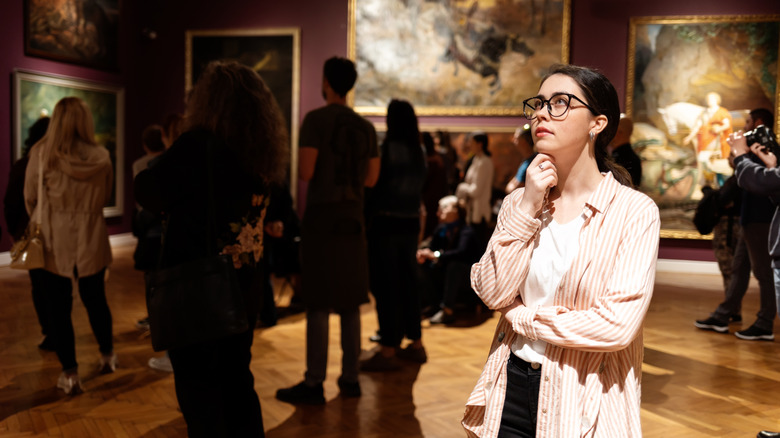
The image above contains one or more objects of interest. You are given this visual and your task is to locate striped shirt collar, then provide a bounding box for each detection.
[584,171,620,216]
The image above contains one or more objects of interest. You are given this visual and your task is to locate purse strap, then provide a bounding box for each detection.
[34,146,44,225]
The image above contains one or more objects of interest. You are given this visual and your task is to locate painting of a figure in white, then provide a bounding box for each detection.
[628,17,778,235]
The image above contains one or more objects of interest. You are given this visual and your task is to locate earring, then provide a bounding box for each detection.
[589,131,595,142]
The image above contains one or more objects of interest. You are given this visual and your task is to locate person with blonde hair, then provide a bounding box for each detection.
[135,60,288,437]
[24,96,115,395]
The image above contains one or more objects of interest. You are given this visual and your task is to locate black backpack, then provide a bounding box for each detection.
[692,187,721,235]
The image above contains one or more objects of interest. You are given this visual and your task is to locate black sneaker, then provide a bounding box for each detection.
[735,325,774,341]
[694,317,728,333]
[275,381,325,405]
[337,378,361,398]
[729,314,742,323]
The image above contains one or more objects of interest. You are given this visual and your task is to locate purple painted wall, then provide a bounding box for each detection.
[2,0,780,262]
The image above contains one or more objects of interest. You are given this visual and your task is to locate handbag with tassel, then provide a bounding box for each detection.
[10,147,45,270]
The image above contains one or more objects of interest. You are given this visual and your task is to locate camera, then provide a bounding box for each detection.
[744,125,780,157]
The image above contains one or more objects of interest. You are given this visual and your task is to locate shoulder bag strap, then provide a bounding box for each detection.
[35,146,44,226]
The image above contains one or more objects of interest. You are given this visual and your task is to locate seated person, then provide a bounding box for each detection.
[417,195,483,324]
[260,181,302,326]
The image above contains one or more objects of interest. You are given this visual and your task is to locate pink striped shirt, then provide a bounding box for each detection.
[462,172,660,437]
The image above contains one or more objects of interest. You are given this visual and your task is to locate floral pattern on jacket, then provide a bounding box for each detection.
[219,194,268,269]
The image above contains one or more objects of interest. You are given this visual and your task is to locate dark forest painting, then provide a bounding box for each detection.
[25,0,120,70]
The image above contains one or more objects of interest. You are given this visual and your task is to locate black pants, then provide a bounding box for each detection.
[38,268,113,372]
[417,260,473,310]
[167,267,264,438]
[498,354,541,438]
[29,268,49,336]
[368,229,422,347]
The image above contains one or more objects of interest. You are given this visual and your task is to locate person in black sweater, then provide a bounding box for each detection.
[361,99,428,371]
[134,61,288,438]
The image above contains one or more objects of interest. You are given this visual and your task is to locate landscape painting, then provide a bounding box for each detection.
[14,70,125,217]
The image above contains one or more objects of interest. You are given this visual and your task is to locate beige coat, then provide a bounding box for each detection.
[24,142,113,278]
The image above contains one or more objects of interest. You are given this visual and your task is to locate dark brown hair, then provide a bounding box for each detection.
[541,64,632,186]
[185,61,289,183]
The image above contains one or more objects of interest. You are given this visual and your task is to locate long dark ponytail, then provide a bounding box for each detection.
[541,64,632,186]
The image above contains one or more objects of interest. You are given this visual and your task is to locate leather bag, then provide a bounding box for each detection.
[10,148,45,270]
[144,140,248,351]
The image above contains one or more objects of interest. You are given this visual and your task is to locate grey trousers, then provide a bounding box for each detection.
[713,222,776,331]
[304,307,361,385]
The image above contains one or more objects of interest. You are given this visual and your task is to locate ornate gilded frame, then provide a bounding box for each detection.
[185,28,301,204]
[348,0,570,116]
[626,15,780,239]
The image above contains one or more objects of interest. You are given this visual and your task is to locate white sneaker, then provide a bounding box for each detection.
[57,372,83,395]
[99,354,117,374]
[148,355,173,372]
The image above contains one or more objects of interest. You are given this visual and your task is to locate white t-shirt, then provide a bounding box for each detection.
[511,210,585,364]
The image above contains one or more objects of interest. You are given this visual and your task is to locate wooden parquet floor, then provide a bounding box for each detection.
[2,243,780,437]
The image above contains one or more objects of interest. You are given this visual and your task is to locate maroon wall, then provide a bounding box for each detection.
[3,0,780,261]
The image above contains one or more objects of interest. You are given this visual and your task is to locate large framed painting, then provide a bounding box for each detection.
[627,15,780,239]
[13,70,125,217]
[348,0,570,116]
[185,28,301,203]
[24,0,120,70]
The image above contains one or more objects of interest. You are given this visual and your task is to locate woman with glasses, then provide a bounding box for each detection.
[462,64,660,437]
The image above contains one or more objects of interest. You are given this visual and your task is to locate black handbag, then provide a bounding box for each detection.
[145,141,248,352]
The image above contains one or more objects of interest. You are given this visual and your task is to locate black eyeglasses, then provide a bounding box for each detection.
[522,93,599,120]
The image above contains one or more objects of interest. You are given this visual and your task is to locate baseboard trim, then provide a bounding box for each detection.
[0,233,136,267]
[2,236,720,275]
[655,259,719,275]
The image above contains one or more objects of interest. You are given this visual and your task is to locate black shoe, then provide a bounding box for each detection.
[396,345,427,364]
[38,336,56,351]
[275,381,325,405]
[136,317,150,331]
[758,431,780,438]
[735,325,774,341]
[337,378,361,398]
[359,351,401,372]
[429,309,455,324]
[694,317,728,333]
[729,314,742,323]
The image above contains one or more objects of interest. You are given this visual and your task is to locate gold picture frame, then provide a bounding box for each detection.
[348,0,570,116]
[14,70,125,217]
[185,28,301,204]
[626,15,780,239]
